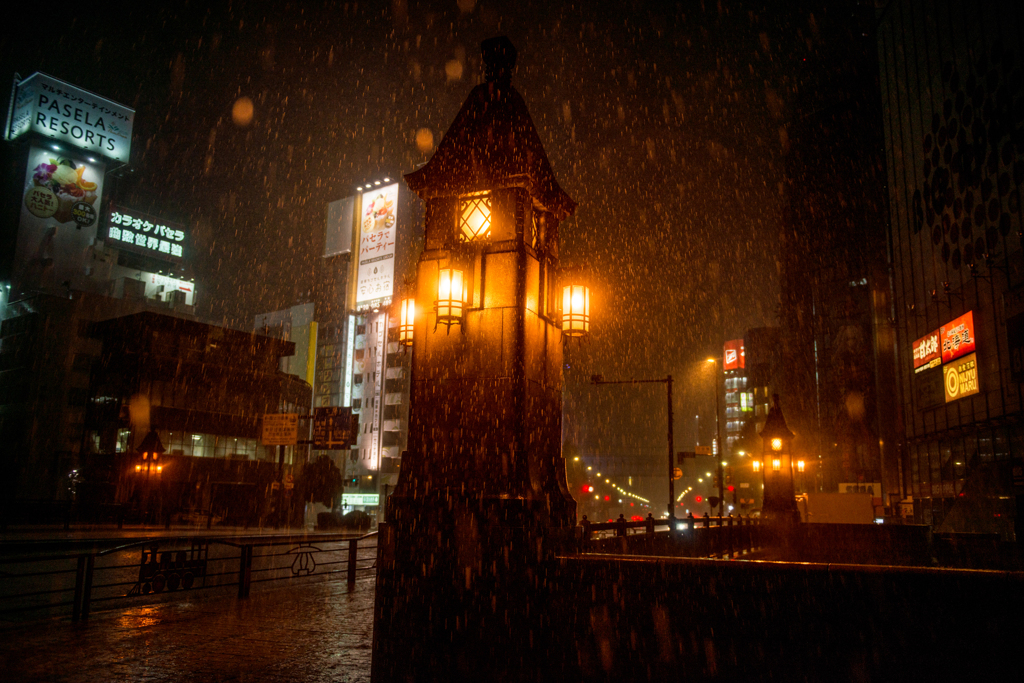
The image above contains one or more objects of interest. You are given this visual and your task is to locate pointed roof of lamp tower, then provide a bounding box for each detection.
[759,394,795,442]
[404,36,577,220]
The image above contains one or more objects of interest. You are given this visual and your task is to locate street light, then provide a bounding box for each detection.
[706,357,724,515]
[591,374,675,519]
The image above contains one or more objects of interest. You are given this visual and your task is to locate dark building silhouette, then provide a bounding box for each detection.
[777,2,898,502]
[878,0,1024,536]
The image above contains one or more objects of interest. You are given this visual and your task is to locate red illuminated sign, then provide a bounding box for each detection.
[723,339,745,370]
[912,329,940,373]
[940,311,976,364]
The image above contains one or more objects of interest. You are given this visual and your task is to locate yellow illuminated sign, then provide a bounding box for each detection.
[943,352,979,403]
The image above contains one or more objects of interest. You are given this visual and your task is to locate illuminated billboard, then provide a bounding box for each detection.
[944,352,979,403]
[912,329,941,373]
[105,206,186,263]
[355,183,398,310]
[723,339,745,370]
[940,311,975,364]
[6,73,134,162]
[13,145,106,293]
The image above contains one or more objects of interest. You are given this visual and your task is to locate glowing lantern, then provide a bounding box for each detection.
[796,459,805,473]
[399,298,415,347]
[435,268,465,330]
[772,459,782,471]
[561,285,590,337]
[752,460,761,473]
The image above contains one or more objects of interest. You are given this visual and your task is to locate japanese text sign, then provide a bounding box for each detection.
[6,73,134,162]
[912,329,941,373]
[261,414,298,446]
[106,206,186,262]
[356,183,398,310]
[940,311,976,364]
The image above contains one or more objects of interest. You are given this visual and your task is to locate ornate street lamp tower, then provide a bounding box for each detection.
[758,394,800,523]
[372,37,579,681]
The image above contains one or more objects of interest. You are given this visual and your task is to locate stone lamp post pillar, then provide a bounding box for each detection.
[758,394,800,524]
[371,37,578,681]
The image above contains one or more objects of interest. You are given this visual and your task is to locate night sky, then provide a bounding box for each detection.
[1,1,873,496]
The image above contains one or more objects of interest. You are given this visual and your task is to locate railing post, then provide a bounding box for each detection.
[348,538,359,587]
[616,514,627,538]
[727,514,734,558]
[645,513,655,535]
[80,555,95,620]
[237,545,252,599]
[72,555,87,623]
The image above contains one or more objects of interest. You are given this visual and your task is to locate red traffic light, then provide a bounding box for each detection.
[604,495,610,501]
[694,495,703,503]
[727,485,735,492]
[582,484,594,493]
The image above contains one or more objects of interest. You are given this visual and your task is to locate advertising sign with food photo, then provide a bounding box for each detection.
[14,145,105,293]
[356,183,398,310]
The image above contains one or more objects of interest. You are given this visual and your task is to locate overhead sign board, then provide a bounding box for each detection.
[342,493,380,506]
[6,72,134,162]
[695,445,713,456]
[944,352,980,403]
[355,183,398,310]
[912,329,941,373]
[723,339,745,370]
[312,407,359,449]
[261,414,298,446]
[940,311,975,364]
[105,206,186,262]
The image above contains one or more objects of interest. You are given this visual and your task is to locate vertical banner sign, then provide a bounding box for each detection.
[368,312,387,469]
[14,145,105,293]
[940,311,975,364]
[343,314,356,407]
[912,329,941,373]
[723,339,745,370]
[356,183,398,310]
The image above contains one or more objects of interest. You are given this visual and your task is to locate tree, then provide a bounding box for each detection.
[298,456,344,509]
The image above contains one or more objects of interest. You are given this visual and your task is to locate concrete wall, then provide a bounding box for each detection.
[551,554,1024,682]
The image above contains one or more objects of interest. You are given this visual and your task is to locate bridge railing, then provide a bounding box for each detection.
[579,513,765,558]
[0,531,377,623]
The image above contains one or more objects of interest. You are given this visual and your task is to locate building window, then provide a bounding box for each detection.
[459,193,492,241]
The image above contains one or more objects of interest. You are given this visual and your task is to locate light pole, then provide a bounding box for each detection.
[706,358,724,515]
[591,374,675,519]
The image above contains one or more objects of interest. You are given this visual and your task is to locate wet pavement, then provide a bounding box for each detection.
[0,574,375,682]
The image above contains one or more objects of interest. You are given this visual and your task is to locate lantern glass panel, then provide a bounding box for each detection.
[399,298,415,346]
[561,284,590,337]
[436,268,465,325]
[772,458,781,471]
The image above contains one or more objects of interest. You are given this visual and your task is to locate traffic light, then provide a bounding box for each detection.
[603,495,611,502]
[726,466,733,485]
[727,485,735,493]
[694,495,703,504]
[713,469,721,488]
[708,496,721,509]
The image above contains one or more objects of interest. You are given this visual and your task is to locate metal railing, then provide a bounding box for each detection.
[580,513,765,559]
[0,531,378,623]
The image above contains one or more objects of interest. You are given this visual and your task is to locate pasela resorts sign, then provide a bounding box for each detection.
[6,72,134,162]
